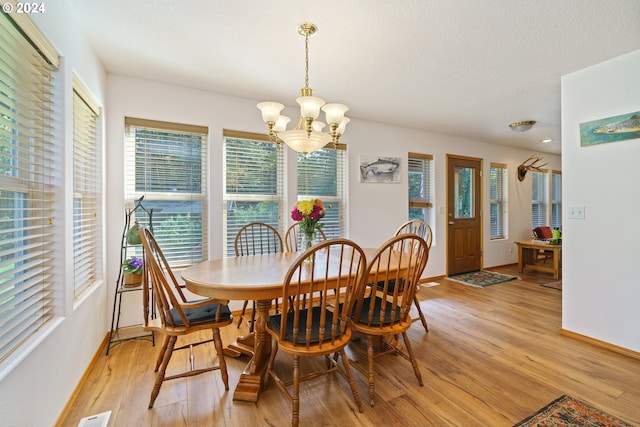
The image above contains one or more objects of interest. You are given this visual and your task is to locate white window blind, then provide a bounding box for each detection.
[551,170,562,229]
[0,12,58,363]
[73,79,101,296]
[223,130,284,256]
[297,145,347,239]
[124,118,208,267]
[489,163,508,239]
[531,170,548,228]
[408,153,434,224]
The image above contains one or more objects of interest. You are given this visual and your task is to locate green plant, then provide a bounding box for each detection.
[122,256,143,274]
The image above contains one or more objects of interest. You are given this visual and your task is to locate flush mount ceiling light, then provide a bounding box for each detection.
[257,22,350,154]
[509,120,536,133]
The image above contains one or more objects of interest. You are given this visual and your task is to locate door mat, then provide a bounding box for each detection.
[447,270,518,287]
[513,395,632,427]
[541,280,562,290]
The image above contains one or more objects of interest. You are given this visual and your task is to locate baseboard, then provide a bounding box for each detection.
[419,275,445,284]
[560,328,640,361]
[54,332,110,427]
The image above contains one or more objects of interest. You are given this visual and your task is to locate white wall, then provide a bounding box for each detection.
[561,49,640,352]
[106,75,561,322]
[0,2,108,426]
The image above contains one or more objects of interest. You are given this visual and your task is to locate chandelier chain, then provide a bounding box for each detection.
[304,30,310,90]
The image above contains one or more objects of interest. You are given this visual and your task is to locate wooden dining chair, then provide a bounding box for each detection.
[234,222,284,331]
[394,219,432,332]
[138,226,232,409]
[350,233,429,406]
[284,221,327,252]
[264,238,366,427]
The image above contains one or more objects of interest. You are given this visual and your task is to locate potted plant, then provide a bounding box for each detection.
[122,256,143,287]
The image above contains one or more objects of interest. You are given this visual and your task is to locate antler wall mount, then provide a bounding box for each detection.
[517,155,547,181]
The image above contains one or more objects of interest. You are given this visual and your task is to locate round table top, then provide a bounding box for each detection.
[182,248,378,301]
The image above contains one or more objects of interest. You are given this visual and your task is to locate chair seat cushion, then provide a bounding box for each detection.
[352,296,401,326]
[170,300,231,326]
[269,306,340,344]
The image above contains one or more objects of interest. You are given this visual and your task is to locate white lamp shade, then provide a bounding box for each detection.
[322,103,349,125]
[257,102,284,123]
[279,129,331,153]
[273,115,291,133]
[296,96,325,119]
[336,117,350,135]
[311,121,326,132]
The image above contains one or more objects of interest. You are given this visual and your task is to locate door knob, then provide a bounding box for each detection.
[448,221,454,225]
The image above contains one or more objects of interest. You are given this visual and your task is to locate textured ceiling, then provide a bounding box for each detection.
[67,0,640,155]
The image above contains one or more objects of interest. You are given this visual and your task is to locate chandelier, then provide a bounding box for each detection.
[257,22,350,154]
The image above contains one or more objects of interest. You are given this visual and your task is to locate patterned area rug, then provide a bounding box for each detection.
[513,395,633,427]
[541,280,562,290]
[447,270,518,287]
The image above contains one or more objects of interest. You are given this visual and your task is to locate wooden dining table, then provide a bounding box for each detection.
[181,248,380,402]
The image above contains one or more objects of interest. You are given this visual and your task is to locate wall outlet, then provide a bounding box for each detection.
[568,206,586,219]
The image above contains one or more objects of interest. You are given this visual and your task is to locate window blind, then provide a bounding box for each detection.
[531,170,548,228]
[408,153,434,223]
[223,130,284,256]
[0,12,58,362]
[551,170,562,229]
[73,81,101,296]
[489,163,508,239]
[297,145,346,239]
[124,118,208,267]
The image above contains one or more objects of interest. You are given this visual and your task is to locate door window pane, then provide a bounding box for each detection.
[454,166,474,219]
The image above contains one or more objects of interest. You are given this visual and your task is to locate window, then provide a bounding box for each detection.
[297,145,347,238]
[223,130,284,256]
[531,170,548,228]
[489,163,508,239]
[551,170,562,229]
[73,78,101,296]
[0,12,59,363]
[408,153,434,225]
[124,118,208,267]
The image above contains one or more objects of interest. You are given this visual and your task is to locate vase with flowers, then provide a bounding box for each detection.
[122,256,143,287]
[291,199,325,260]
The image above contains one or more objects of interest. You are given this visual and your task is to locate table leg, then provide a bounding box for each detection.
[517,245,524,273]
[553,248,560,279]
[232,299,272,402]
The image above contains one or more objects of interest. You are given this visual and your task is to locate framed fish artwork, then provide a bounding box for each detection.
[579,110,640,147]
[359,155,401,183]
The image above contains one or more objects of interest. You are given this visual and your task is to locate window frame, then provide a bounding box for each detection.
[124,117,208,267]
[0,11,60,365]
[407,152,435,230]
[489,163,508,239]
[222,130,285,257]
[72,76,102,297]
[296,144,347,239]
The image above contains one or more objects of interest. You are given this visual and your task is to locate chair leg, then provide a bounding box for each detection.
[339,350,363,413]
[237,300,249,328]
[249,301,256,333]
[212,327,229,390]
[413,295,429,332]
[263,338,278,390]
[401,331,423,387]
[154,335,170,372]
[149,335,177,408]
[292,355,300,427]
[367,335,376,407]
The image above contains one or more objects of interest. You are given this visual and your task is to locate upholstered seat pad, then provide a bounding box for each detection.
[169,300,231,326]
[352,296,401,325]
[269,306,341,344]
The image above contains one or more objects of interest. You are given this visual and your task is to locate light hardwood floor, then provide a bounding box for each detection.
[58,265,640,426]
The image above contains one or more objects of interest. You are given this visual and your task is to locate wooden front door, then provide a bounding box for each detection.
[447,155,482,275]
